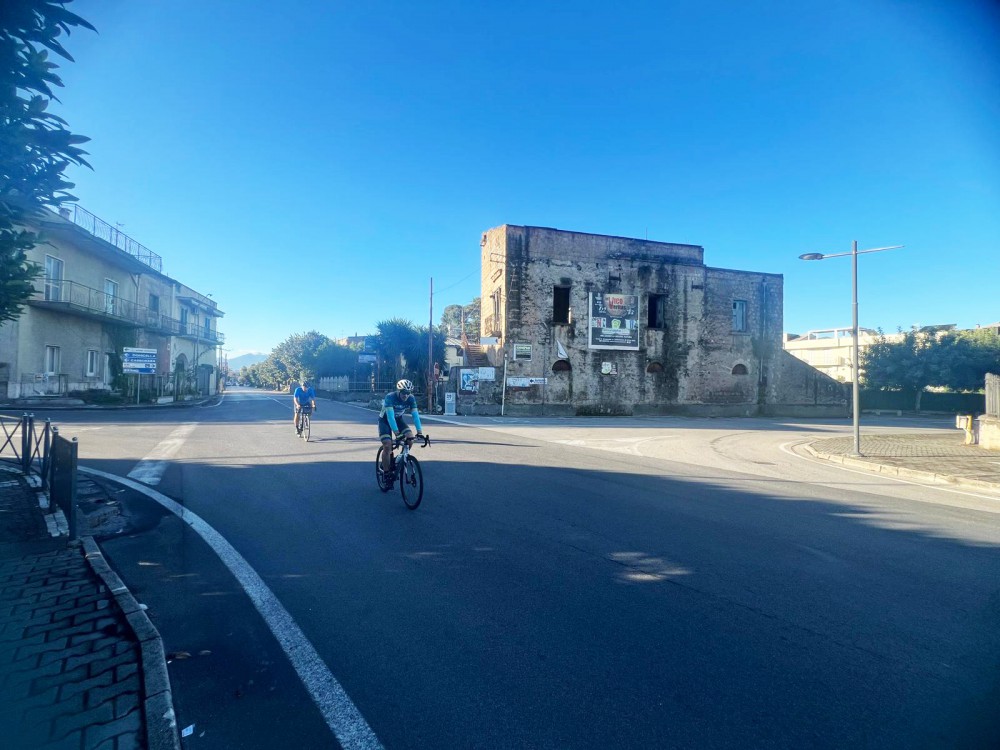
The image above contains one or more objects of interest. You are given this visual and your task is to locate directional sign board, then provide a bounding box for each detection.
[123,347,157,374]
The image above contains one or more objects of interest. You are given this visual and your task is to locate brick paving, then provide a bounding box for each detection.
[0,469,159,750]
[807,431,1000,490]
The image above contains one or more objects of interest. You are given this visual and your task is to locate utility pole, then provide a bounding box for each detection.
[427,277,434,414]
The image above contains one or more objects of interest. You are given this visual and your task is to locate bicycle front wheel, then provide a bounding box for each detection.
[303,414,311,442]
[399,455,423,509]
[375,446,392,492]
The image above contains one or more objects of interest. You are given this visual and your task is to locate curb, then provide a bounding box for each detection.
[0,397,218,412]
[802,443,1000,492]
[82,536,181,750]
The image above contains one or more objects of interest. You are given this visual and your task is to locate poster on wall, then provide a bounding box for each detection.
[459,369,479,393]
[588,292,640,350]
[478,367,496,381]
[513,343,532,361]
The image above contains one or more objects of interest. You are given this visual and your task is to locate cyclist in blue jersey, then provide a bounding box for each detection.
[379,379,424,474]
[293,379,316,433]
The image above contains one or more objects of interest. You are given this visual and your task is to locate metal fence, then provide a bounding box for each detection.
[987,373,1000,418]
[0,413,78,539]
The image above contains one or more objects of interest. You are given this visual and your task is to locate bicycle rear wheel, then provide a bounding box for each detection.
[375,446,392,492]
[399,455,423,509]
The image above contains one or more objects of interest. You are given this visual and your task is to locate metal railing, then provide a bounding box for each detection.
[65,204,163,272]
[0,413,78,539]
[35,280,225,344]
[987,373,999,418]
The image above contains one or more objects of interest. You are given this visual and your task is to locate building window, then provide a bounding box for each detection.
[104,279,119,315]
[647,293,668,329]
[553,286,571,324]
[732,364,749,375]
[86,350,99,377]
[45,346,60,375]
[204,318,211,337]
[491,288,501,323]
[732,300,748,332]
[44,255,63,301]
[149,294,159,313]
[180,308,189,334]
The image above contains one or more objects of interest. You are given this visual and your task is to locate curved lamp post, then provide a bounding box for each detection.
[799,241,904,456]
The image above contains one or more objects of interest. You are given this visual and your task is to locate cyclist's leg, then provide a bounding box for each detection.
[378,416,394,472]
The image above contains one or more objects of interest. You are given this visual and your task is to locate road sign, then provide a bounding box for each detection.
[123,347,157,374]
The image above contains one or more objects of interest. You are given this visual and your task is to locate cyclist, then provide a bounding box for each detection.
[293,379,316,433]
[379,379,424,474]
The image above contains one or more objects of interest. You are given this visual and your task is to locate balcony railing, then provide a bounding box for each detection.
[32,280,224,343]
[63,205,163,273]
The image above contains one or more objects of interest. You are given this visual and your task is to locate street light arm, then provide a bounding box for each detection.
[799,245,904,261]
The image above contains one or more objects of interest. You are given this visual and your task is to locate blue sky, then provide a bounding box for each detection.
[54,0,1000,355]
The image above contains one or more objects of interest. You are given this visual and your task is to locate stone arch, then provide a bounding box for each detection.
[552,359,571,373]
[732,363,749,375]
[646,362,664,374]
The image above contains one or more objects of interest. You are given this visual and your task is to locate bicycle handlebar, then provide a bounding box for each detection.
[394,433,430,448]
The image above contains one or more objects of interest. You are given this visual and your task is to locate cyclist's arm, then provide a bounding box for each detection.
[385,405,400,433]
[409,397,423,433]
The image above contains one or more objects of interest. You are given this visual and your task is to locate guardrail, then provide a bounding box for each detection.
[0,413,78,539]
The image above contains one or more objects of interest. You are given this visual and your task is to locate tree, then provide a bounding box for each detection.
[861,327,1000,410]
[440,298,480,338]
[1,0,94,322]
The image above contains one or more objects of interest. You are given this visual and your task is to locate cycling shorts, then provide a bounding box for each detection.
[379,413,411,440]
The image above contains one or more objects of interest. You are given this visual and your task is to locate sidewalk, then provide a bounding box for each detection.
[0,467,179,750]
[805,431,1000,491]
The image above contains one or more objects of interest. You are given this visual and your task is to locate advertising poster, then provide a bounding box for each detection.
[588,292,640,350]
[460,369,479,393]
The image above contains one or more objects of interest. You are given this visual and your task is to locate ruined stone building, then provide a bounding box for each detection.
[461,225,845,416]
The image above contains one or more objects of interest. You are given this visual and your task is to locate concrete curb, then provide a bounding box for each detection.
[802,443,1000,492]
[82,536,181,750]
[0,397,218,412]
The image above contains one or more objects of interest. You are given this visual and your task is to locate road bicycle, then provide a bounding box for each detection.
[295,406,312,442]
[376,433,430,509]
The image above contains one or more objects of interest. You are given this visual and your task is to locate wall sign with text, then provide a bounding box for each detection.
[588,292,640,350]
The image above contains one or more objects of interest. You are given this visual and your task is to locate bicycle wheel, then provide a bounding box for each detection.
[375,446,393,492]
[303,414,311,442]
[399,455,423,509]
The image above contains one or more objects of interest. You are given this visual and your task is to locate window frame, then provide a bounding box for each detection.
[732,299,749,333]
[86,349,99,377]
[647,293,668,329]
[44,345,61,375]
[44,255,64,302]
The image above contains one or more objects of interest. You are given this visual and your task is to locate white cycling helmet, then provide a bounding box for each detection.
[396,379,414,395]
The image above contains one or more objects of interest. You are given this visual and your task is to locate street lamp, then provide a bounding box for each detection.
[799,240,904,456]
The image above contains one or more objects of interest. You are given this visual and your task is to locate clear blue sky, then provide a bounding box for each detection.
[54,0,1000,355]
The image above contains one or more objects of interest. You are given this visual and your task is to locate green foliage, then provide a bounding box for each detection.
[861,327,1000,410]
[375,318,444,393]
[440,297,480,338]
[1,0,94,322]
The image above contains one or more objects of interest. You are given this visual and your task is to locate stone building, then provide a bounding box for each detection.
[459,225,845,417]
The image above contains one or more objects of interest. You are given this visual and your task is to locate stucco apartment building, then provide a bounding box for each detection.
[0,205,223,400]
[459,225,845,417]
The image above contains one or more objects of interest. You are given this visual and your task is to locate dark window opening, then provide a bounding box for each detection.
[647,293,668,329]
[732,364,749,375]
[646,362,664,374]
[552,359,571,372]
[732,300,748,332]
[553,286,571,324]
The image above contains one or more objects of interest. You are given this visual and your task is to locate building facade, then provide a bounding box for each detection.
[462,225,845,416]
[0,206,223,401]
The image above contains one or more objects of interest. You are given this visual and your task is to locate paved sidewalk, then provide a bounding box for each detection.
[805,431,1000,491]
[0,467,179,750]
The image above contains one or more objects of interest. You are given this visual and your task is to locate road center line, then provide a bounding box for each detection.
[79,466,384,750]
[127,423,197,485]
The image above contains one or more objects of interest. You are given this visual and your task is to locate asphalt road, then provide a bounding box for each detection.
[44,389,1000,749]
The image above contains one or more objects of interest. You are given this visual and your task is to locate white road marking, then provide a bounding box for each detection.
[79,466,384,750]
[127,423,197,485]
[779,440,1000,506]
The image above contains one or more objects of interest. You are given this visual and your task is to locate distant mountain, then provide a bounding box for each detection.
[229,353,267,370]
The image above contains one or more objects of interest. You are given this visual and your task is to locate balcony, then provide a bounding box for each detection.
[30,281,224,344]
[60,205,163,273]
[30,280,145,327]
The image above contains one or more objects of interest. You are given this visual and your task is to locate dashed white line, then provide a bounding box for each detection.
[127,423,197,485]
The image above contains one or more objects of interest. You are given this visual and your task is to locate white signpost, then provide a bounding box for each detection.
[123,347,157,404]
